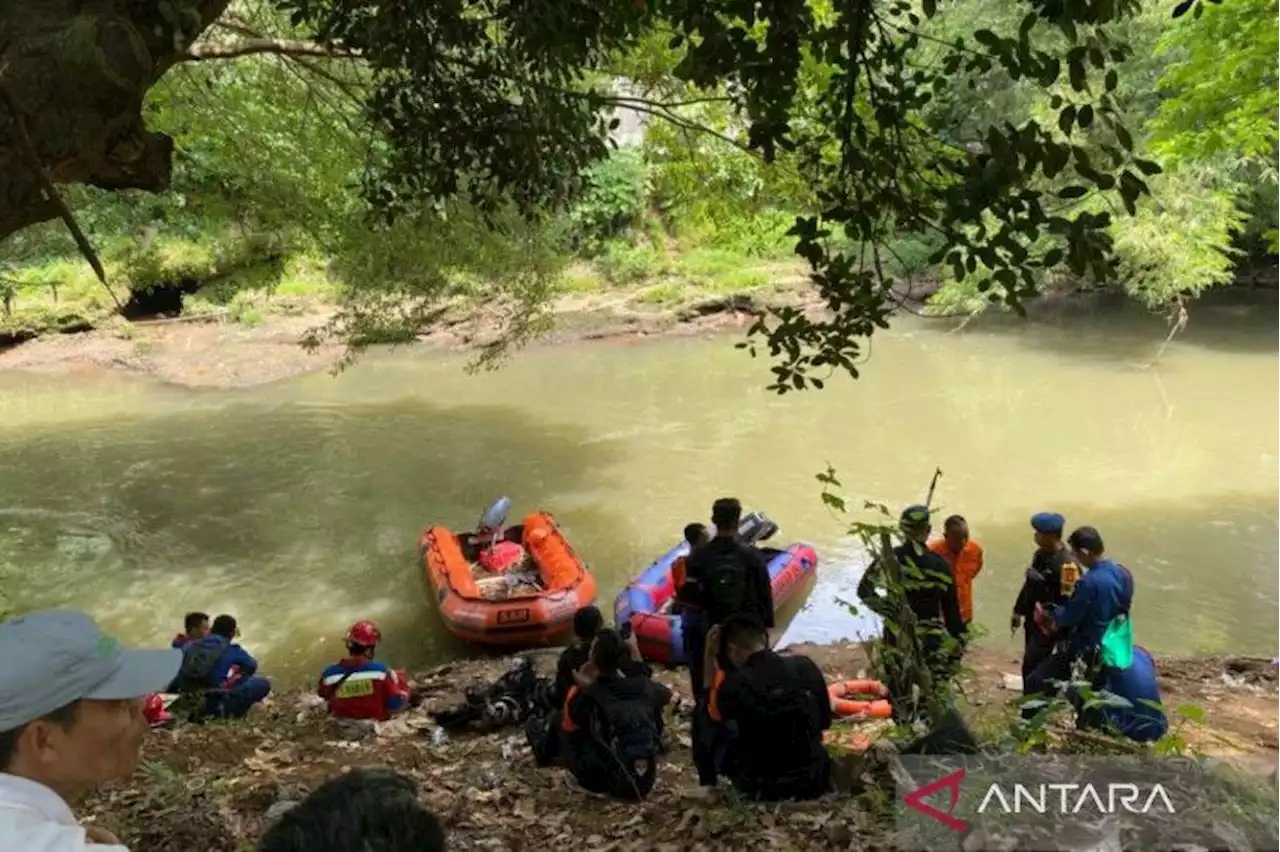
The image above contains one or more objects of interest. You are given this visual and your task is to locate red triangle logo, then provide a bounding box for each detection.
[903,767,969,832]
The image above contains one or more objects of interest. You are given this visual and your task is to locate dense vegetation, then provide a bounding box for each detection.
[0,0,1274,384]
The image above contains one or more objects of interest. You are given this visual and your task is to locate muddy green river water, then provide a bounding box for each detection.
[0,292,1275,684]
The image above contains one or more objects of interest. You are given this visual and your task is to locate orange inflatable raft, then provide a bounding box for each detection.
[420,511,598,648]
[828,679,893,720]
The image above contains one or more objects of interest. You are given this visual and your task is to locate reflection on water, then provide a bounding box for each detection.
[0,291,1275,683]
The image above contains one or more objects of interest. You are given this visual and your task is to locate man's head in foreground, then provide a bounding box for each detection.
[0,610,181,802]
[256,768,446,852]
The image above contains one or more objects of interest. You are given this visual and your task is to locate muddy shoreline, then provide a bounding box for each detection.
[82,642,1278,852]
[0,290,816,389]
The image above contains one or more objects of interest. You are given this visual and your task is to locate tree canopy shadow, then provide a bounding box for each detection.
[0,397,625,678]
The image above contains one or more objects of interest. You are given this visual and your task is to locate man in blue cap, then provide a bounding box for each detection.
[1011,512,1083,710]
[0,610,182,851]
[858,505,967,702]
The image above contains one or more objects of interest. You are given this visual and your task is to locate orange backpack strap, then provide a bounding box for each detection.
[559,685,581,733]
[708,670,727,723]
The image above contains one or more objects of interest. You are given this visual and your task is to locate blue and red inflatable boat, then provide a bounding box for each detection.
[614,531,819,667]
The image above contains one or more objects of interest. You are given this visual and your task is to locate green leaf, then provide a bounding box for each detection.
[1058,105,1076,136]
[1057,186,1088,199]
[1175,703,1206,725]
[1134,158,1163,176]
[1042,248,1064,266]
[1115,124,1133,151]
[1104,69,1118,92]
[1077,105,1094,129]
[922,0,936,17]
[1068,58,1087,92]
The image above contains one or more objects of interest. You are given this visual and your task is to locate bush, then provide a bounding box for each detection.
[566,149,648,256]
[597,241,662,285]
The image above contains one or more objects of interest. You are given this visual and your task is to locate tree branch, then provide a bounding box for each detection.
[179,36,358,63]
[0,86,121,311]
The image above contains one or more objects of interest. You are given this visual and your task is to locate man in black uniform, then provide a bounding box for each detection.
[683,498,775,638]
[697,616,832,800]
[857,505,967,698]
[1010,512,1082,685]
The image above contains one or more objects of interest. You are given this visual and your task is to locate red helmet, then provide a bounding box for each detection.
[345,620,382,648]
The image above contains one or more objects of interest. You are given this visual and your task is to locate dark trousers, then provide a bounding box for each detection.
[682,609,707,702]
[1021,625,1055,678]
[691,703,726,786]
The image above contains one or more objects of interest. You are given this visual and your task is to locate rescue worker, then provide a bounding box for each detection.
[1010,512,1081,681]
[1049,526,1134,664]
[928,515,984,626]
[554,606,604,709]
[318,621,415,722]
[559,629,671,801]
[175,614,271,719]
[1071,645,1167,743]
[683,499,774,676]
[698,616,832,800]
[527,606,604,766]
[857,505,966,697]
[671,522,711,699]
[1025,526,1134,713]
[171,611,209,649]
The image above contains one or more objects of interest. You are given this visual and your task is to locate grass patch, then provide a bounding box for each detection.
[633,282,686,305]
[554,264,602,295]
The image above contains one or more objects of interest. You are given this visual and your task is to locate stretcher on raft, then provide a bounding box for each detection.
[421,498,598,648]
[613,512,818,666]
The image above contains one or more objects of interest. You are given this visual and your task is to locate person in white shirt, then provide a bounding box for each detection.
[0,610,181,851]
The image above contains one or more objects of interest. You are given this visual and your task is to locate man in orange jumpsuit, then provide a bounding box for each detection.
[928,515,984,626]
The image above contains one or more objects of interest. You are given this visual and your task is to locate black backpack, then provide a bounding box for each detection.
[586,685,659,800]
[169,641,224,693]
[705,546,753,620]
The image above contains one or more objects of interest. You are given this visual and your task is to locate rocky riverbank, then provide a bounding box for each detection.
[81,643,1278,852]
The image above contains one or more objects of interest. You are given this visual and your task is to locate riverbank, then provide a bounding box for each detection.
[82,643,1277,852]
[0,269,823,389]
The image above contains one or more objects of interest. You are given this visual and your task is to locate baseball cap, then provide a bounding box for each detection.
[0,610,182,731]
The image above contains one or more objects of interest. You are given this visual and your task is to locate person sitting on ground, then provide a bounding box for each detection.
[318,621,416,722]
[170,611,209,650]
[697,616,832,800]
[857,505,967,698]
[255,767,447,852]
[1071,645,1167,743]
[170,614,271,720]
[554,606,605,710]
[560,629,671,801]
[0,610,182,852]
[928,516,984,627]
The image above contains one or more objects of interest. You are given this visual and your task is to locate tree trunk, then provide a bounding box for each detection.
[0,0,232,240]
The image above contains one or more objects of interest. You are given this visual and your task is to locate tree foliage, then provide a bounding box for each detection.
[277,0,1164,392]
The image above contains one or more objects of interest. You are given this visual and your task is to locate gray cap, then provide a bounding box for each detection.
[0,610,182,731]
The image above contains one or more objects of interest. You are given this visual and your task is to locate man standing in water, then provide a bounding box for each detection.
[1011,512,1081,689]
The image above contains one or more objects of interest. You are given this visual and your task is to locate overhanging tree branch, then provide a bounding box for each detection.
[179,36,359,62]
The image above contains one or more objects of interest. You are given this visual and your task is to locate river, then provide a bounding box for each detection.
[0,292,1275,684]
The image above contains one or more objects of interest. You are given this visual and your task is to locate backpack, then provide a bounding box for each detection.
[170,641,224,693]
[704,546,752,620]
[1100,565,1135,669]
[586,685,659,800]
